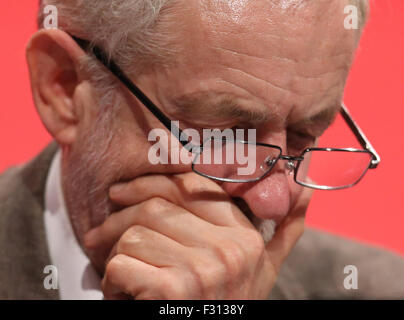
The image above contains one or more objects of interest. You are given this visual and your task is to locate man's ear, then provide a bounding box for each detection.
[26,29,88,146]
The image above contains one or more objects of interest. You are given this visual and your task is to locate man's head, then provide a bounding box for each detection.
[28,0,368,266]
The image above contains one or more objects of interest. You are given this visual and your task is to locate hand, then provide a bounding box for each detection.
[84,172,312,299]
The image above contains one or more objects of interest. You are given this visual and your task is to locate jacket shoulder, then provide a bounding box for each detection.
[0,142,59,299]
[271,228,404,299]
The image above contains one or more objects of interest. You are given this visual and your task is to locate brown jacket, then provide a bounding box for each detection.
[0,143,403,299]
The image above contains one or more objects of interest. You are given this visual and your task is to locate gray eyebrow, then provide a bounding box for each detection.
[288,104,341,137]
[172,91,340,136]
[171,92,278,125]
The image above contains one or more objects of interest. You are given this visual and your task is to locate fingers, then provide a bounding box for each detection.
[265,186,313,273]
[85,197,223,251]
[102,253,164,299]
[101,226,228,300]
[109,174,179,206]
[103,253,223,300]
[115,225,189,267]
[101,224,259,300]
[92,171,313,299]
[109,173,252,228]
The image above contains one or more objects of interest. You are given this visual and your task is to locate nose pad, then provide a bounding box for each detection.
[260,157,296,175]
[260,156,277,173]
[285,160,296,175]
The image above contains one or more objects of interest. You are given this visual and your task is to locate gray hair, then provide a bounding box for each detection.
[38,0,180,107]
[38,0,179,69]
[354,0,370,29]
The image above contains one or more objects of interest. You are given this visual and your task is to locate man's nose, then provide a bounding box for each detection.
[223,159,292,226]
[222,127,293,225]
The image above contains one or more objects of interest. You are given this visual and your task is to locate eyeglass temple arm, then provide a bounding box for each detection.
[71,36,196,152]
[71,37,380,166]
[340,103,380,168]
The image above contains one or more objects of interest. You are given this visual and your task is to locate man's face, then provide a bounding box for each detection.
[63,0,358,253]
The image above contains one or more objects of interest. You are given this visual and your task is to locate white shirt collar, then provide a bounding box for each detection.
[44,149,103,300]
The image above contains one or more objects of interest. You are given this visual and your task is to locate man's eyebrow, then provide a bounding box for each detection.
[289,104,342,137]
[171,92,340,135]
[171,92,274,125]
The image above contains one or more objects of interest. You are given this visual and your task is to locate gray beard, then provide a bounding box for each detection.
[63,106,122,243]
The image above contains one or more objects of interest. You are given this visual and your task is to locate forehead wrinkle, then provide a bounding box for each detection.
[171,91,282,125]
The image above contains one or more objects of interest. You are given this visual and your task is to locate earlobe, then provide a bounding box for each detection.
[26,29,86,146]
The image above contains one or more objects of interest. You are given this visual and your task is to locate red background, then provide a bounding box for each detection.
[1,1,403,255]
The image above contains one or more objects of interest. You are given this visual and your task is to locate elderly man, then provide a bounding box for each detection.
[0,0,403,300]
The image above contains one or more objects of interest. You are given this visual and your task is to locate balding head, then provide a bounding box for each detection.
[37,0,369,74]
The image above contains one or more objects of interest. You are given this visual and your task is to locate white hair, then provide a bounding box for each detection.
[38,0,180,107]
[38,0,179,68]
[353,0,370,29]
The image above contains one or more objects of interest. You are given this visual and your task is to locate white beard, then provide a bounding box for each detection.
[251,217,277,245]
[63,104,122,240]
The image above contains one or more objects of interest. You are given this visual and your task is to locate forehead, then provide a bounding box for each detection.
[192,0,357,49]
[157,0,358,123]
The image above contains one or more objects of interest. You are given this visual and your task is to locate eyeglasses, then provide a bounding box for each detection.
[72,36,380,190]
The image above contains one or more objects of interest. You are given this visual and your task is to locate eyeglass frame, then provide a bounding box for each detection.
[71,35,381,190]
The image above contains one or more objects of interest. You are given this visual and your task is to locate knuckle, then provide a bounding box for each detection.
[103,254,139,297]
[176,172,219,193]
[216,241,246,280]
[104,254,126,284]
[116,225,147,254]
[142,197,171,213]
[129,224,148,234]
[188,253,226,298]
